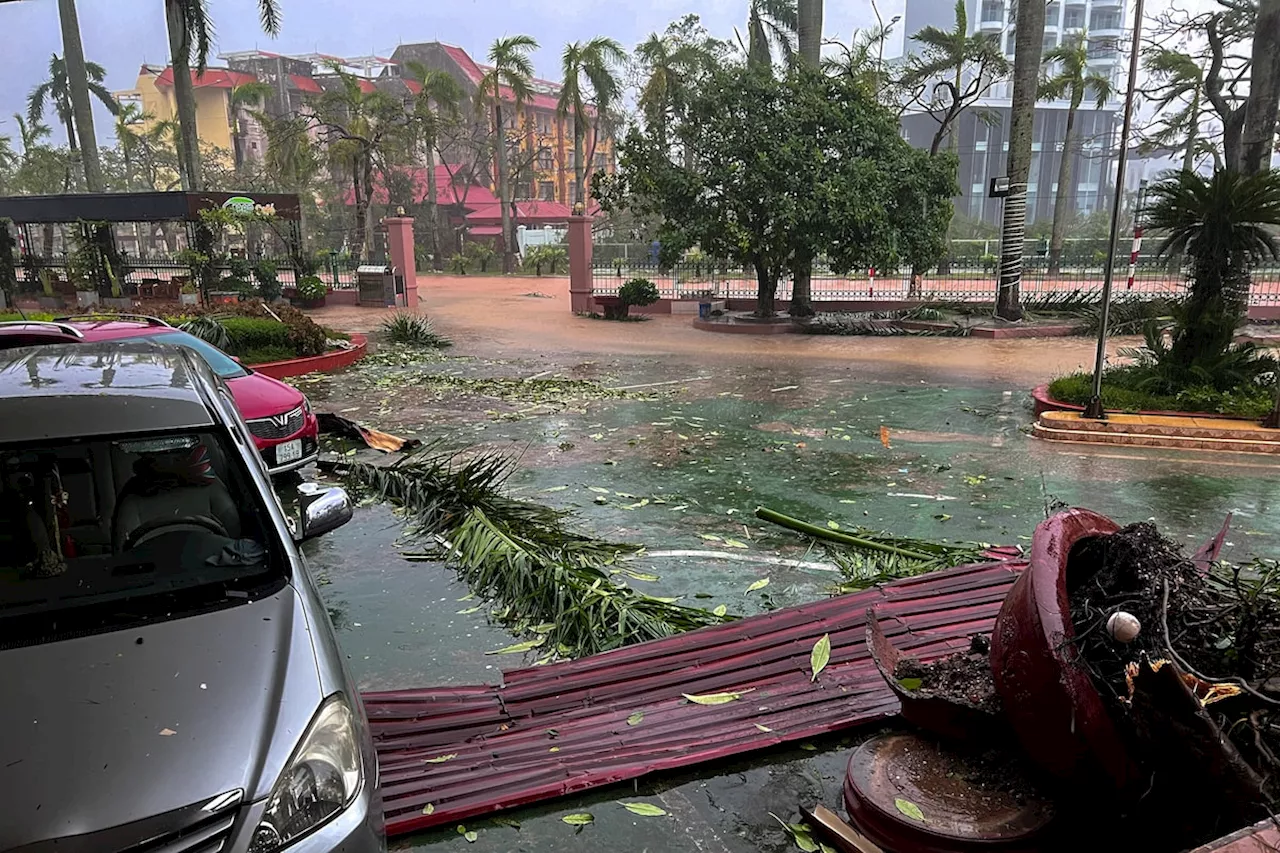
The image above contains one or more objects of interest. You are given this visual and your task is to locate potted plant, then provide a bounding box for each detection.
[612,277,660,319]
[254,259,283,303]
[294,274,327,309]
[179,282,200,306]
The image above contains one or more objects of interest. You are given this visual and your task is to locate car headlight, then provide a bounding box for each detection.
[249,694,362,852]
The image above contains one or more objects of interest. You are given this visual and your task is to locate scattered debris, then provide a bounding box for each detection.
[317,412,420,453]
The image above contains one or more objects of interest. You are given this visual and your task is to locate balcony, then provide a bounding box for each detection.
[979,17,1004,31]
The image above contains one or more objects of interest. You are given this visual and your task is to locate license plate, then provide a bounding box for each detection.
[276,439,303,464]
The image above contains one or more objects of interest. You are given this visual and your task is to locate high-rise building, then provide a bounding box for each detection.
[899,0,1126,226]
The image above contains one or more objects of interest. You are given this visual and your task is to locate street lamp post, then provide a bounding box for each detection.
[1082,0,1145,420]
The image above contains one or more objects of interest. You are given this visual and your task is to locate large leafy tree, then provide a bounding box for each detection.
[478,35,538,274]
[823,22,900,102]
[404,62,463,270]
[558,37,626,206]
[163,0,281,190]
[746,0,797,69]
[307,66,416,260]
[1139,49,1209,173]
[790,0,823,318]
[1037,33,1114,275]
[995,0,1047,320]
[606,65,954,318]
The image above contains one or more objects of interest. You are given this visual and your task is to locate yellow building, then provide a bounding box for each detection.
[115,64,266,172]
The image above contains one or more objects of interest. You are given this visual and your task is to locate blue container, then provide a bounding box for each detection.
[698,301,712,320]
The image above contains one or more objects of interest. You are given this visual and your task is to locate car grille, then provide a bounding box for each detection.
[122,809,236,853]
[246,406,305,440]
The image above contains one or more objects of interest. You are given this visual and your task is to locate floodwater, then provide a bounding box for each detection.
[295,287,1280,851]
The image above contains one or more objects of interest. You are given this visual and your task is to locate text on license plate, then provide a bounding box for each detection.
[276,439,303,464]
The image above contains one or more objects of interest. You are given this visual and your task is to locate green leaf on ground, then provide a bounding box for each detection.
[683,689,754,705]
[485,637,546,655]
[424,754,457,764]
[746,578,770,593]
[464,830,478,842]
[627,712,644,726]
[541,485,569,493]
[827,520,840,530]
[623,802,667,817]
[561,813,595,826]
[755,723,773,732]
[724,538,749,549]
[898,677,923,691]
[421,803,435,815]
[713,604,728,617]
[895,798,926,822]
[799,743,817,751]
[587,486,610,494]
[810,634,831,682]
[699,533,723,542]
[457,605,484,615]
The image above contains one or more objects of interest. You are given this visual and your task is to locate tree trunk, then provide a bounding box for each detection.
[494,102,515,273]
[351,157,367,263]
[996,0,1046,321]
[572,115,585,205]
[362,156,376,262]
[755,259,777,318]
[1242,0,1280,174]
[425,145,443,270]
[798,0,823,67]
[58,0,103,192]
[165,0,203,191]
[748,10,771,69]
[1047,101,1079,276]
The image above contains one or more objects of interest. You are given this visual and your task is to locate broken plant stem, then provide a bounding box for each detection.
[755,506,936,561]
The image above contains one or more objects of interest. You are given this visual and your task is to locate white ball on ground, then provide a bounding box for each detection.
[1107,611,1141,643]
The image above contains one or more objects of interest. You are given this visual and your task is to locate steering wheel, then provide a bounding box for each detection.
[121,515,229,551]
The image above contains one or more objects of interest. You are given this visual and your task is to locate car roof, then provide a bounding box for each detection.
[0,339,219,444]
[53,315,175,341]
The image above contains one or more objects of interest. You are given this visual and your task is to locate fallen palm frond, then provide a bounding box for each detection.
[178,314,231,350]
[755,505,986,593]
[801,310,972,337]
[323,446,728,658]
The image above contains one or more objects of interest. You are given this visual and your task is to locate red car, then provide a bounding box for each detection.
[0,315,319,475]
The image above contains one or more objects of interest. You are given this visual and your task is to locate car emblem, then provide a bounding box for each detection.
[270,412,293,429]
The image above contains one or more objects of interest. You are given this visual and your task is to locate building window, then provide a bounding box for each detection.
[540,183,556,201]
[1063,6,1085,28]
[567,180,578,201]
[1087,38,1119,60]
[538,150,554,171]
[1005,29,1017,55]
[980,0,1003,23]
[1043,33,1058,52]
[594,152,607,170]
[1089,9,1122,29]
[1046,2,1061,22]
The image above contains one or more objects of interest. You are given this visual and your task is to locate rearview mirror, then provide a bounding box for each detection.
[297,483,353,541]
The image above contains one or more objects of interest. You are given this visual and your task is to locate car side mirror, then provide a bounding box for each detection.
[297,483,353,541]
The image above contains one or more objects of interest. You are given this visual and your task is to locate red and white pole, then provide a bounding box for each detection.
[1124,223,1143,291]
[868,267,876,298]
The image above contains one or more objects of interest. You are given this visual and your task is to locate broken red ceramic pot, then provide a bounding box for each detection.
[989,508,1143,797]
[867,607,1003,745]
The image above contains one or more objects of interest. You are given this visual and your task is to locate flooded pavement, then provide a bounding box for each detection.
[292,297,1280,851]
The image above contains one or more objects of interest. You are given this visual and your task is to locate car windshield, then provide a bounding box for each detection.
[143,331,248,380]
[0,429,284,645]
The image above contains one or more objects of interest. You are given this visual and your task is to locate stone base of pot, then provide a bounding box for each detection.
[103,297,132,310]
[179,292,199,306]
[76,290,99,308]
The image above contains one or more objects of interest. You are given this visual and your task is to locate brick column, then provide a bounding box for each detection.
[567,214,593,314]
[383,215,419,311]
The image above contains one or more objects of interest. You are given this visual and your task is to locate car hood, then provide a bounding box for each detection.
[0,586,324,850]
[226,370,305,421]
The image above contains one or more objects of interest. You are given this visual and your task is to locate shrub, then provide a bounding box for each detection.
[224,257,254,294]
[190,302,330,359]
[295,275,327,301]
[239,345,297,365]
[464,242,497,272]
[1048,367,1275,418]
[254,260,282,302]
[618,277,659,310]
[522,245,567,275]
[380,311,452,348]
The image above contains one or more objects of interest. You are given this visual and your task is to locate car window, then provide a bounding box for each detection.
[149,331,249,380]
[0,429,285,645]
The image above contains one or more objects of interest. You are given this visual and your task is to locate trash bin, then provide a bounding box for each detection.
[698,301,712,320]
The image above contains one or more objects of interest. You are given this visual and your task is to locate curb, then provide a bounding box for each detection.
[249,333,368,379]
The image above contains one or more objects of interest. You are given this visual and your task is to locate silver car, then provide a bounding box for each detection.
[0,340,384,853]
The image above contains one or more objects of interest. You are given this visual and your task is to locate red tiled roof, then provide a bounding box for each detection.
[403,79,422,95]
[440,44,568,112]
[467,225,503,236]
[154,66,259,90]
[442,44,485,84]
[290,74,322,94]
[356,78,377,94]
[341,165,498,209]
[463,200,575,224]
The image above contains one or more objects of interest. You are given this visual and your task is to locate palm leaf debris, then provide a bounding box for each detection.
[323,446,728,658]
[755,505,986,592]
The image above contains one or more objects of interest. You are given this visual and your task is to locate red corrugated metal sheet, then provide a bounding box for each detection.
[290,74,322,94]
[363,559,1024,836]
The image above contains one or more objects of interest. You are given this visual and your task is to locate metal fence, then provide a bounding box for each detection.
[591,258,1280,308]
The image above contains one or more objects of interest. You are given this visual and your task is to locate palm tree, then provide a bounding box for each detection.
[28,54,117,157]
[824,23,898,97]
[995,0,1047,320]
[114,103,150,189]
[57,0,108,191]
[228,80,273,167]
[746,0,798,69]
[1142,49,1205,175]
[1038,33,1114,275]
[797,0,823,66]
[404,62,463,270]
[13,114,52,164]
[478,35,538,274]
[163,0,281,190]
[558,37,625,206]
[636,33,713,155]
[1146,170,1280,369]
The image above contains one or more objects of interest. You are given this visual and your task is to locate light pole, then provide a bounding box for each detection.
[1082,0,1145,420]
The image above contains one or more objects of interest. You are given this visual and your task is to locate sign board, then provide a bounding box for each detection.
[187,191,303,221]
[989,177,1011,198]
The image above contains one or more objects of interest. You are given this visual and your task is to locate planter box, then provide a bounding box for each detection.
[103,297,132,311]
[179,292,199,306]
[294,296,326,310]
[37,295,60,310]
[76,290,99,308]
[672,299,725,315]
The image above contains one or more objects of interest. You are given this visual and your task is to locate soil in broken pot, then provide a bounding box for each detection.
[1066,522,1280,828]
[893,634,1001,716]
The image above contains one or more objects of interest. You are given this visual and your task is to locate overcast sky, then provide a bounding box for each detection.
[0,0,907,147]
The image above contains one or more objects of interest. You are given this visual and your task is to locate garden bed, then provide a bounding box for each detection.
[1045,368,1275,419]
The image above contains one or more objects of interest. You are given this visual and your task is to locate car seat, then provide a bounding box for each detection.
[111,440,242,552]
